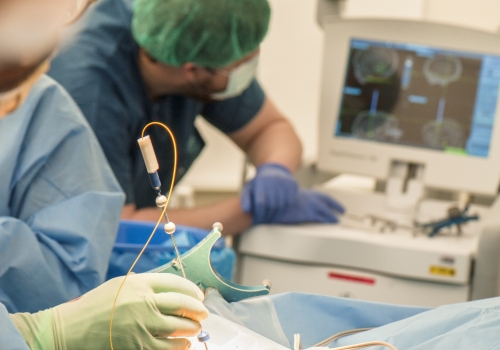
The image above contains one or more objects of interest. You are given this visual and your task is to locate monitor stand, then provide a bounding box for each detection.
[385,160,425,224]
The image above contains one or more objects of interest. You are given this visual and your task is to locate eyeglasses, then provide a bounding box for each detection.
[64,0,98,25]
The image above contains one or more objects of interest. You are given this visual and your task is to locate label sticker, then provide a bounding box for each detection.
[429,265,456,277]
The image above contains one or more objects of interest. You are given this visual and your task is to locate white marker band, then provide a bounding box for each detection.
[137,135,159,173]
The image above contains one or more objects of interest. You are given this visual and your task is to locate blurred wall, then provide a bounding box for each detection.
[425,0,500,32]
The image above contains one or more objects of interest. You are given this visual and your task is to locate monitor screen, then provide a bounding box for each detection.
[335,38,500,158]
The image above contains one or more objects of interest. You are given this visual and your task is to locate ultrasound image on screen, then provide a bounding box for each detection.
[335,39,500,158]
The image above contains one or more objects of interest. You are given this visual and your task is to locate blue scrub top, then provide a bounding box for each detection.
[0,76,124,313]
[49,0,266,209]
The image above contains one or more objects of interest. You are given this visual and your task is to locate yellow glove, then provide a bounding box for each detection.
[11,273,209,350]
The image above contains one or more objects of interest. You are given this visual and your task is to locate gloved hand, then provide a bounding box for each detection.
[258,189,345,224]
[241,163,299,223]
[10,273,209,350]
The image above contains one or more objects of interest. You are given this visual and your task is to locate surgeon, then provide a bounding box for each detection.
[49,0,345,236]
[1,0,208,348]
[0,0,124,314]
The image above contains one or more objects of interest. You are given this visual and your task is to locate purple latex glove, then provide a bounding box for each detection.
[241,163,299,223]
[257,189,345,225]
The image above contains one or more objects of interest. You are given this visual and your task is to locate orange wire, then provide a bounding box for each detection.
[110,122,178,350]
[141,122,178,199]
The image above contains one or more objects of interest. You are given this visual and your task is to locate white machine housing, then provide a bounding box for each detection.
[237,18,500,307]
[238,188,500,307]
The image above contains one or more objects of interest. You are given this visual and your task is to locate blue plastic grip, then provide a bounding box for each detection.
[148,172,161,189]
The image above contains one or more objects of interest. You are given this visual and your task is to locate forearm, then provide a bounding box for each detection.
[122,198,252,236]
[10,310,54,350]
[229,98,303,172]
[245,118,302,171]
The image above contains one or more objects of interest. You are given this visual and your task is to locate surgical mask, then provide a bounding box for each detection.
[0,61,50,119]
[211,55,259,100]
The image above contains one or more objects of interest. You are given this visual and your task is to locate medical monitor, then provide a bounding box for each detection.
[318,19,500,195]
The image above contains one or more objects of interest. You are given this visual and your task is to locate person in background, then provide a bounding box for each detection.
[49,0,345,236]
[1,1,207,348]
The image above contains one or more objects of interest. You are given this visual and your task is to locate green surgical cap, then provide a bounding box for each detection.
[132,0,271,68]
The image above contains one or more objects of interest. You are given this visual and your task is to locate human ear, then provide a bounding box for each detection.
[180,62,199,82]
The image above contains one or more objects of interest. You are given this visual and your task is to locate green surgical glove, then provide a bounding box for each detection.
[11,273,209,350]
